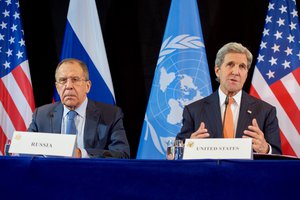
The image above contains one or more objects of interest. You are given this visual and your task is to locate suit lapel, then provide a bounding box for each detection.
[84,100,101,142]
[204,92,223,138]
[50,103,63,133]
[236,92,255,138]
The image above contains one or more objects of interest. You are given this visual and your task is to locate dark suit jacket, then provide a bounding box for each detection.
[176,91,282,154]
[28,99,130,158]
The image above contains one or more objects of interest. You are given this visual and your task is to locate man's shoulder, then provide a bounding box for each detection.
[186,91,217,108]
[87,99,123,122]
[87,99,121,113]
[36,102,61,112]
[242,91,275,109]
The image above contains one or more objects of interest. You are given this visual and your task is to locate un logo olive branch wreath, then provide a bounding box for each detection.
[157,34,204,65]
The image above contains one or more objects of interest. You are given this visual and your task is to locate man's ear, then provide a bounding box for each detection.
[86,80,92,94]
[214,65,219,77]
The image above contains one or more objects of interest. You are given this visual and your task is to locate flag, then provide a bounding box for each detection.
[250,0,300,157]
[137,0,212,159]
[55,0,115,104]
[0,0,35,155]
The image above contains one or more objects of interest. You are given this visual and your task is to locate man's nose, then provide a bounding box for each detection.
[232,65,239,75]
[65,78,74,88]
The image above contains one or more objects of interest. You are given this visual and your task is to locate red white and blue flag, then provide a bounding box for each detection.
[54,0,115,104]
[0,0,35,155]
[250,0,300,157]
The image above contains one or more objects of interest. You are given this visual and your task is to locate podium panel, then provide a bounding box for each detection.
[0,156,299,199]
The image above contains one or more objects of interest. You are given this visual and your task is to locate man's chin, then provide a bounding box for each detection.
[62,100,78,109]
[228,88,242,94]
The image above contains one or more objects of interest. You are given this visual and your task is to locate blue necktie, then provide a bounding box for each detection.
[66,110,77,135]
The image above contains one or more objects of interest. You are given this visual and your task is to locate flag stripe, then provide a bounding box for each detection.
[250,82,298,156]
[282,69,300,110]
[20,60,33,84]
[0,79,27,131]
[293,66,300,85]
[0,126,7,155]
[279,130,297,156]
[249,85,259,98]
[12,63,35,112]
[0,98,17,140]
[2,68,33,128]
[251,68,300,157]
[270,80,300,134]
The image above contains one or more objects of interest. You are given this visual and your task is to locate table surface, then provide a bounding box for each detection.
[0,156,299,199]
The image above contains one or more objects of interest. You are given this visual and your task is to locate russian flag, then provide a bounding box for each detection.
[55,0,115,104]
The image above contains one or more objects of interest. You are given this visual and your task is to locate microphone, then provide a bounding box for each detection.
[222,96,229,137]
[49,113,54,133]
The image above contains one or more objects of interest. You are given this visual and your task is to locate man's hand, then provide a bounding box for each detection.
[243,118,269,153]
[190,122,210,139]
[73,148,82,158]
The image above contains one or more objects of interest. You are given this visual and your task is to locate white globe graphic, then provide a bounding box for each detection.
[149,50,212,137]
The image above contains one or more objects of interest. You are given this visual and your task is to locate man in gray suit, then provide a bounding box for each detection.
[28,58,130,158]
[176,42,281,154]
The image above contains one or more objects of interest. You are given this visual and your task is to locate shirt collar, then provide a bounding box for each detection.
[63,97,88,118]
[218,88,242,106]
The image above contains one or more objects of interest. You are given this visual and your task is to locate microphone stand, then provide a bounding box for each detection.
[222,96,229,138]
[49,113,54,133]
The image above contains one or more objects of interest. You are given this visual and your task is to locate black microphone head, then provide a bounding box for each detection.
[225,96,229,105]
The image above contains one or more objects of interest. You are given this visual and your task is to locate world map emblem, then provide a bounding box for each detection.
[144,35,212,155]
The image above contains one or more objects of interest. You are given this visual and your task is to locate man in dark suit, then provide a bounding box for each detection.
[176,42,282,154]
[28,58,130,158]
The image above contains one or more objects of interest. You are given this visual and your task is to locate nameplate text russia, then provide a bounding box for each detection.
[9,131,76,157]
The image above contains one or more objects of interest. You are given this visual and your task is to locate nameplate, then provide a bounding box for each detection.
[9,131,76,157]
[183,138,253,160]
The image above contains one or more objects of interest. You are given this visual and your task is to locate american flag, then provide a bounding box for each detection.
[250,0,300,157]
[0,0,35,155]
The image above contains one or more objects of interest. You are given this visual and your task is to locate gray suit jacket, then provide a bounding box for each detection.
[176,91,282,154]
[28,99,130,158]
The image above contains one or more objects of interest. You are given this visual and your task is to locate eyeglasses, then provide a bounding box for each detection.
[56,77,88,86]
